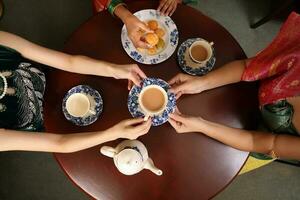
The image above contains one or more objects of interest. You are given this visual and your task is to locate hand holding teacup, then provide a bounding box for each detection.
[107,118,152,140]
[168,108,203,134]
[110,64,147,90]
[168,73,206,99]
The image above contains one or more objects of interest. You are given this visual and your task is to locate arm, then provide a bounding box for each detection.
[114,5,151,49]
[169,59,249,98]
[169,111,300,160]
[0,31,146,86]
[197,59,248,91]
[0,129,115,153]
[197,119,300,160]
[0,118,151,153]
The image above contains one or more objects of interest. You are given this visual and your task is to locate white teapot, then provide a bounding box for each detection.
[100,140,163,176]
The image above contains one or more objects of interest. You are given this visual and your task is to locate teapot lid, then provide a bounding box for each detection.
[115,149,143,175]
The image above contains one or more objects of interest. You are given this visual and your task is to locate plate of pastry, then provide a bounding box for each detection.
[121,9,179,65]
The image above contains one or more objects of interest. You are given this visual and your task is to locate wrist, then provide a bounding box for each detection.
[123,13,136,25]
[106,63,118,79]
[101,129,119,141]
[108,0,126,16]
[195,117,208,133]
[196,76,210,93]
[114,4,132,23]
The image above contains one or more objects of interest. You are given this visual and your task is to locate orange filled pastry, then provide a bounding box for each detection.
[144,33,159,46]
[155,28,165,38]
[147,47,157,55]
[147,20,158,30]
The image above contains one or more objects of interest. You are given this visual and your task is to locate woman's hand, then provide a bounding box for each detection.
[169,73,207,99]
[158,0,181,16]
[110,64,147,89]
[124,15,152,49]
[168,109,203,133]
[108,118,152,140]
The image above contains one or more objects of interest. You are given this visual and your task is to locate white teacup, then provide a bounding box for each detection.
[138,85,168,117]
[65,93,96,118]
[189,40,214,65]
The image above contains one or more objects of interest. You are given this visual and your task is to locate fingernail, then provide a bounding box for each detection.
[143,115,150,121]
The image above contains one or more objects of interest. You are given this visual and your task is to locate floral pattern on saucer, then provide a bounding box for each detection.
[128,78,176,126]
[121,9,179,65]
[62,85,103,126]
[177,38,216,76]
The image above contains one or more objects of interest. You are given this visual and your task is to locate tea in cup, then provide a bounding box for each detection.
[138,85,168,117]
[65,93,96,118]
[189,40,214,65]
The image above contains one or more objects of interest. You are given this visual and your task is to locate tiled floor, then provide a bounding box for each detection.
[0,0,299,199]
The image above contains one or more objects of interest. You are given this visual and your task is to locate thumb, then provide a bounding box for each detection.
[139,22,152,33]
[136,40,151,49]
[170,83,187,94]
[129,73,142,87]
[169,112,186,123]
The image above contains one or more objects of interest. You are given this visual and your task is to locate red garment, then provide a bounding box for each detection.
[92,0,108,13]
[242,12,300,106]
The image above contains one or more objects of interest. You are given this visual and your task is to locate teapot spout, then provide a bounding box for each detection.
[144,158,163,176]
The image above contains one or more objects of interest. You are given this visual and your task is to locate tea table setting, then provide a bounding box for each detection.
[44,1,258,199]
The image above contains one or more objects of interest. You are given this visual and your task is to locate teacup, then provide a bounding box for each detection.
[65,93,96,118]
[138,85,168,117]
[189,40,214,65]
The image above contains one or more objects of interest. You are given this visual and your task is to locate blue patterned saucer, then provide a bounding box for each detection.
[62,85,103,126]
[177,38,216,76]
[127,78,176,126]
[121,9,179,65]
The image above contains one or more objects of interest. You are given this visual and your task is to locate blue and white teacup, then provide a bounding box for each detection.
[65,93,96,118]
[189,40,214,65]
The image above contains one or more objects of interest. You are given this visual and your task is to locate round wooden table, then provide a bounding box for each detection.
[44,1,259,199]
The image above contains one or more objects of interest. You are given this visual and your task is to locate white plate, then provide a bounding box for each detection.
[121,9,179,65]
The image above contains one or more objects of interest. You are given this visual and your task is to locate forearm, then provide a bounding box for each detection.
[114,5,133,24]
[55,129,117,153]
[0,31,117,78]
[0,129,116,153]
[197,119,275,154]
[67,55,117,78]
[199,60,247,92]
[197,120,300,159]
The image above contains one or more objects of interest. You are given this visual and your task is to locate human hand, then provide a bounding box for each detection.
[111,64,147,90]
[157,0,181,16]
[124,15,152,49]
[169,73,206,99]
[109,118,152,140]
[168,108,203,133]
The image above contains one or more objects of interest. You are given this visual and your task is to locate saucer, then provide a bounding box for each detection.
[62,85,103,126]
[121,9,179,65]
[177,38,216,76]
[127,78,176,126]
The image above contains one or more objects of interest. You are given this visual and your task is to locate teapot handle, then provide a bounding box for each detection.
[100,146,117,158]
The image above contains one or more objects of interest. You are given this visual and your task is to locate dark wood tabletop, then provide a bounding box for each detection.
[44,1,259,199]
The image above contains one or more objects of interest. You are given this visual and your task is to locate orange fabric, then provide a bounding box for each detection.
[242,12,300,106]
